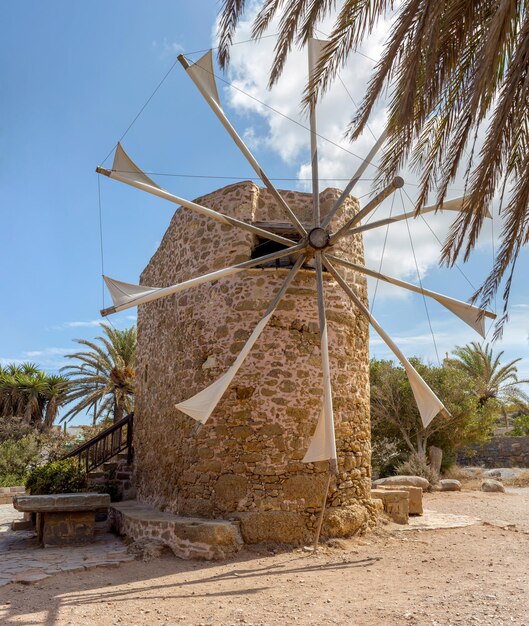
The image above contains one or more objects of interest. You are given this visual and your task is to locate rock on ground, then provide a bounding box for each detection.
[373,475,430,491]
[481,479,506,493]
[438,479,462,492]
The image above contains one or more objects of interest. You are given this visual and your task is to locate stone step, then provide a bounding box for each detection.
[103,462,118,472]
[110,501,242,561]
[88,471,105,480]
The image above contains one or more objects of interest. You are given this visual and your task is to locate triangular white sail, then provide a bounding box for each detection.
[103,276,160,309]
[402,361,448,427]
[430,295,486,337]
[326,255,495,338]
[303,407,336,463]
[303,255,338,464]
[187,50,220,106]
[111,143,160,189]
[175,312,273,423]
[423,196,492,219]
[308,37,328,76]
[102,242,305,315]
[176,255,305,423]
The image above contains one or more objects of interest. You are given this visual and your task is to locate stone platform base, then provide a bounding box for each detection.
[110,501,243,561]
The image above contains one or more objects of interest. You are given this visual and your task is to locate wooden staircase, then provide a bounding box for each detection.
[63,413,134,473]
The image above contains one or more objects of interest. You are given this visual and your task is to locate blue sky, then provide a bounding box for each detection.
[1,1,528,425]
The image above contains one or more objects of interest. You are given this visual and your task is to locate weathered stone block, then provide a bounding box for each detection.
[41,511,96,547]
[111,501,242,560]
[377,485,423,515]
[322,504,368,537]
[373,475,430,491]
[214,474,248,512]
[370,489,409,524]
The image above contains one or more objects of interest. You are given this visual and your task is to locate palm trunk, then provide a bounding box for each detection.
[113,395,123,424]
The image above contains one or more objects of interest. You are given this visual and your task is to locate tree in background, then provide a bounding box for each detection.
[446,342,529,413]
[61,324,137,424]
[0,363,69,430]
[370,357,498,471]
[218,0,529,331]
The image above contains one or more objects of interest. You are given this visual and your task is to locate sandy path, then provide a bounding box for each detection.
[1,489,528,626]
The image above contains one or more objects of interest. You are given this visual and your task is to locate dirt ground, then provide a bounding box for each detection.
[1,488,528,626]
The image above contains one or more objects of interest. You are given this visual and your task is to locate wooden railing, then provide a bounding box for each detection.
[63,413,133,474]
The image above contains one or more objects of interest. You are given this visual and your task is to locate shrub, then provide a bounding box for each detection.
[511,414,529,436]
[0,416,34,443]
[395,453,439,485]
[0,435,40,485]
[25,459,87,495]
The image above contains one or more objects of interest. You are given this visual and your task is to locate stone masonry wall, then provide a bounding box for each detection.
[134,181,376,543]
[458,435,529,468]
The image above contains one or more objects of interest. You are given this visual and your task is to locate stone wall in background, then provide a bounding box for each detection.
[134,181,377,543]
[458,435,529,468]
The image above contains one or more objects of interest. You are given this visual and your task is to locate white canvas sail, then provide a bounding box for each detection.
[111,143,160,189]
[186,50,220,105]
[303,407,336,463]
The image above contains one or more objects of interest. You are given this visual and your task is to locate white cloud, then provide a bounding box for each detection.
[53,314,137,331]
[24,348,71,357]
[64,319,105,328]
[152,38,184,59]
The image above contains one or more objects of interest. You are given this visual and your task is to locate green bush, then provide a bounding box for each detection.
[0,473,27,487]
[25,459,87,495]
[511,414,529,436]
[0,435,40,485]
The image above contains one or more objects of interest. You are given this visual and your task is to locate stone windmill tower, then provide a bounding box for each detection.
[132,180,375,543]
[96,40,494,544]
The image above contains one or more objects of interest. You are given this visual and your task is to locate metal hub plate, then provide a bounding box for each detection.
[308,227,330,250]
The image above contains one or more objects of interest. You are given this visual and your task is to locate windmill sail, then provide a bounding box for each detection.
[323,257,449,427]
[303,408,335,463]
[186,50,220,105]
[111,143,160,189]
[326,255,495,338]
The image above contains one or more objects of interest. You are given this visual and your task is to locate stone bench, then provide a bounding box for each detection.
[13,493,110,547]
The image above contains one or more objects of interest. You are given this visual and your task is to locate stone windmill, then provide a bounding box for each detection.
[96,39,495,544]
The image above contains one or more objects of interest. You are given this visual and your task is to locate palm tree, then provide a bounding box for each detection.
[446,342,529,411]
[217,0,529,330]
[61,324,137,424]
[0,363,70,429]
[43,374,70,429]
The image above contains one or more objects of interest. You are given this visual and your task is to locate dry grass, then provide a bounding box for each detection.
[503,470,529,487]
[442,465,529,490]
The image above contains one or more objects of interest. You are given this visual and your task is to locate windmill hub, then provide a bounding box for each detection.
[307,227,330,250]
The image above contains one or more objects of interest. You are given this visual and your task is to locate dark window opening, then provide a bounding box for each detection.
[251,223,302,268]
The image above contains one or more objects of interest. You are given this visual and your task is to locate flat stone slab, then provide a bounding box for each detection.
[395,509,480,531]
[13,493,110,513]
[111,501,242,561]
